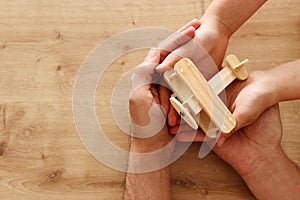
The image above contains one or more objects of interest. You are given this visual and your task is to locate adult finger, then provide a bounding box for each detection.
[169,122,192,134]
[217,106,253,147]
[130,48,161,95]
[216,131,236,147]
[232,108,250,132]
[156,51,182,72]
[168,104,180,127]
[158,84,171,114]
[176,129,207,142]
[150,85,160,103]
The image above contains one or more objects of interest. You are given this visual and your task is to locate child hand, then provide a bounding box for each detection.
[218,70,278,146]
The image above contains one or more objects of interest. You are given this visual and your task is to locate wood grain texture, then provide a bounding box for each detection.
[175,58,236,134]
[0,0,299,199]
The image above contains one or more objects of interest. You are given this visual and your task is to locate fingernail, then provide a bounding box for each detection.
[218,137,226,147]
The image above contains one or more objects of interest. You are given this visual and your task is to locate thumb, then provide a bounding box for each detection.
[144,48,160,63]
[232,107,252,132]
[130,48,161,95]
[216,108,244,147]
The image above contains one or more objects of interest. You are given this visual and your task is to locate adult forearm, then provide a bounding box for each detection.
[200,0,268,38]
[124,166,171,200]
[241,147,300,200]
[124,147,171,200]
[124,130,173,200]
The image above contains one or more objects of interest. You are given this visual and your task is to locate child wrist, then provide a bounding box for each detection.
[263,70,280,105]
[199,17,232,39]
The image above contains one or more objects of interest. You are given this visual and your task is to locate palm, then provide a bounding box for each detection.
[213,105,282,175]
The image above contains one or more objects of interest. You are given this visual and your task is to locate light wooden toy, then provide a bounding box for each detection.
[164,55,249,138]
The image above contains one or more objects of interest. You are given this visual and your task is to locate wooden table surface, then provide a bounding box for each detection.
[0,0,299,199]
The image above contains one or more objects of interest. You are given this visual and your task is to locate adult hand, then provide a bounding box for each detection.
[125,22,201,200]
[129,19,201,152]
[129,49,173,152]
[214,103,300,200]
[174,76,283,174]
[174,86,289,200]
[213,104,282,176]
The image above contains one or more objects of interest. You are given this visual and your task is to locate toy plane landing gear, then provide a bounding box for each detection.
[164,55,249,138]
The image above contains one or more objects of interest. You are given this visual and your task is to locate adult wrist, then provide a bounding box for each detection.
[240,146,300,199]
[240,146,284,179]
[130,137,174,155]
[128,138,173,173]
[130,125,174,154]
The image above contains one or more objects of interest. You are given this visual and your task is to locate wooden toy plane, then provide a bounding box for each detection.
[164,55,249,138]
